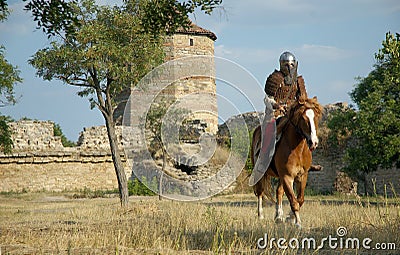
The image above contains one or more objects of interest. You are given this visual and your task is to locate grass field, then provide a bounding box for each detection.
[0,192,399,254]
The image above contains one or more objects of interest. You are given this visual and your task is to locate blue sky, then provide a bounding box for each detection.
[1,0,399,140]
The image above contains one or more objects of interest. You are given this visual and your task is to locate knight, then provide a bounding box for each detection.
[262,52,322,174]
[264,51,307,118]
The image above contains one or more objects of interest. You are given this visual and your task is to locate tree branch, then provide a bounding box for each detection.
[58,75,93,88]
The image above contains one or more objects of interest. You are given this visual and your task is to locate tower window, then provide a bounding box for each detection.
[189,38,194,46]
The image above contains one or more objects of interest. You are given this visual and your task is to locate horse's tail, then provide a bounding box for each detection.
[250,125,261,168]
[251,125,276,203]
[264,172,276,203]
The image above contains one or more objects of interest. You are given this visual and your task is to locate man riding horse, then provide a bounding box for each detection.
[253,51,321,180]
[265,51,306,119]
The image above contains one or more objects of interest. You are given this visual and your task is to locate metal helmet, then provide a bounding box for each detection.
[279,51,298,84]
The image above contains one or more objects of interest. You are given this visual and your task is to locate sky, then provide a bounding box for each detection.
[1,0,399,141]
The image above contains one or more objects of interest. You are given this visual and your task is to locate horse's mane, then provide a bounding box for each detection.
[276,97,323,134]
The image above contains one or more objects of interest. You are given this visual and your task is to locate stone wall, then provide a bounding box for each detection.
[77,125,124,150]
[164,33,215,60]
[307,150,345,194]
[9,121,64,151]
[0,121,131,193]
[1,116,399,196]
[364,167,400,196]
[0,151,130,192]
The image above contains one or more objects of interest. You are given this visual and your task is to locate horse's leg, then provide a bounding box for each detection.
[257,194,264,219]
[282,175,302,228]
[274,180,284,223]
[296,173,308,208]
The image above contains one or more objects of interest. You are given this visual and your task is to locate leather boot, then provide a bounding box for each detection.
[309,164,322,172]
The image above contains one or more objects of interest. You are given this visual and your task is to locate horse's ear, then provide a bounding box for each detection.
[313,96,318,101]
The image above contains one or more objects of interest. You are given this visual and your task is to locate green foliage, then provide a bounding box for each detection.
[135,0,222,35]
[0,0,9,21]
[0,6,22,154]
[128,178,157,196]
[327,105,356,149]
[327,32,400,177]
[29,0,165,114]
[0,115,12,153]
[0,46,21,107]
[53,123,76,147]
[23,0,79,38]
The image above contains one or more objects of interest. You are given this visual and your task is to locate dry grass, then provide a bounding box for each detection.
[209,146,230,167]
[0,192,399,254]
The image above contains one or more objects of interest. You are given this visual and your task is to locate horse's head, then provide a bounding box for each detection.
[288,97,323,151]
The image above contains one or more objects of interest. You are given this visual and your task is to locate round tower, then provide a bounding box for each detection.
[163,23,218,134]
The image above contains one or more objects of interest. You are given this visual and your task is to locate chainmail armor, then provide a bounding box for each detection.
[264,70,308,106]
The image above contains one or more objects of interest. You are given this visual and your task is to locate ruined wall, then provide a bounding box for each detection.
[9,121,64,151]
[0,121,131,193]
[364,167,400,196]
[0,152,130,192]
[308,152,400,196]
[1,116,399,195]
[307,150,345,194]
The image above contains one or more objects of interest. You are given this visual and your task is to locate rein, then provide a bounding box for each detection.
[287,110,313,149]
[288,118,308,140]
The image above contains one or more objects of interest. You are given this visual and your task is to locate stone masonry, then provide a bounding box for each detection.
[114,23,218,134]
[1,109,399,195]
[0,121,130,192]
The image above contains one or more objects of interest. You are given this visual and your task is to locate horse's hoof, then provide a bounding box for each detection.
[309,164,323,171]
[258,215,264,220]
[274,216,284,223]
[285,215,296,224]
[295,223,302,229]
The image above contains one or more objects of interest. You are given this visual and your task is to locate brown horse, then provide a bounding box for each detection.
[251,97,323,227]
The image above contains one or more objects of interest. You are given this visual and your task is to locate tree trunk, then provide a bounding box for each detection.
[104,115,129,206]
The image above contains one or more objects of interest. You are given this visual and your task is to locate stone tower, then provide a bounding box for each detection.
[114,23,218,134]
[162,23,218,134]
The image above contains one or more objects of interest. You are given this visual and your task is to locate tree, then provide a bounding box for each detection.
[53,123,76,147]
[0,46,21,108]
[328,32,400,183]
[28,0,222,206]
[0,4,22,153]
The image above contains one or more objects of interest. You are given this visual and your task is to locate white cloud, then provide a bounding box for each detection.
[296,44,356,64]
[317,80,354,104]
[215,44,278,65]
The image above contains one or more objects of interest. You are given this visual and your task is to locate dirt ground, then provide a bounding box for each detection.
[0,192,399,254]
